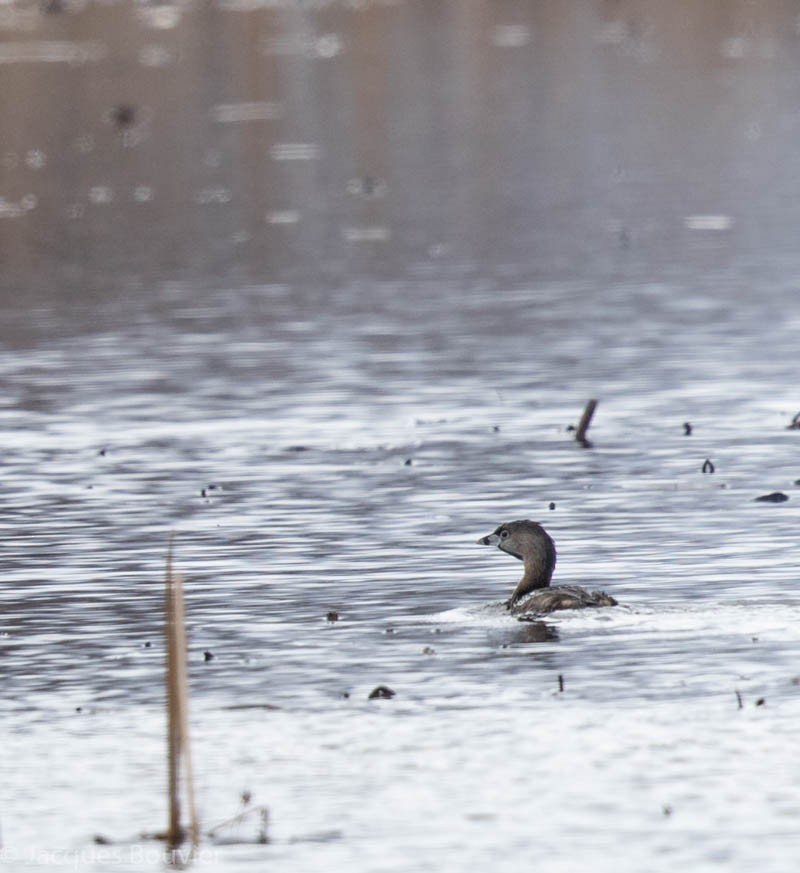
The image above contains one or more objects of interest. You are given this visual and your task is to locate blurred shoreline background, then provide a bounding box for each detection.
[3,0,800,294]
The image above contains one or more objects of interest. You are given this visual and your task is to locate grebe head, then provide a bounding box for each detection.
[477,519,557,606]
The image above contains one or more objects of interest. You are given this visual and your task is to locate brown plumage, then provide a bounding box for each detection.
[476,519,617,615]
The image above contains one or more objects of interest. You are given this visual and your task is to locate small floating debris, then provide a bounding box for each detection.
[754,492,788,503]
[207,793,269,845]
[325,610,339,622]
[755,697,766,707]
[683,422,692,436]
[404,458,413,466]
[701,459,715,474]
[787,412,800,430]
[735,690,743,709]
[662,805,673,818]
[368,685,395,700]
[422,646,436,655]
[548,502,556,510]
[98,447,107,456]
[557,674,564,693]
[203,650,214,662]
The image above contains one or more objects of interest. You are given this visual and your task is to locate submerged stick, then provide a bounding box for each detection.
[575,399,597,448]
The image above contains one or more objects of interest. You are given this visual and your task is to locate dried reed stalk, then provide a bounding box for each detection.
[164,539,199,853]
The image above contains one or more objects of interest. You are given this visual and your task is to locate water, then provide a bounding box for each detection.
[3,275,800,872]
[4,1,800,871]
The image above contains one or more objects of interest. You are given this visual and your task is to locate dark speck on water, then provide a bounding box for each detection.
[368,686,396,700]
[754,492,788,503]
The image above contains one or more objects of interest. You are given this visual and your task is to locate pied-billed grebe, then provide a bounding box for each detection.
[477,519,617,615]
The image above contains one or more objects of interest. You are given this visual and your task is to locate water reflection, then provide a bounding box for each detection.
[3,0,800,289]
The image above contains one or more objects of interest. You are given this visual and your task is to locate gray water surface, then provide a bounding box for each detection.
[4,1,800,870]
[3,275,800,872]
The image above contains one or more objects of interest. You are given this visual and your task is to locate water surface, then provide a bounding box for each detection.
[3,274,800,872]
[3,1,800,871]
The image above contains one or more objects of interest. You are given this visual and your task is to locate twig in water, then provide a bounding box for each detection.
[575,400,597,448]
[735,690,743,710]
[207,802,270,845]
[558,674,564,693]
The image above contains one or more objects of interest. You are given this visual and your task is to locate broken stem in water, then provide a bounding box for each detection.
[575,399,597,448]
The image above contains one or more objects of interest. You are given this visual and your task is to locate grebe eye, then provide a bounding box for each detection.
[500,529,509,539]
